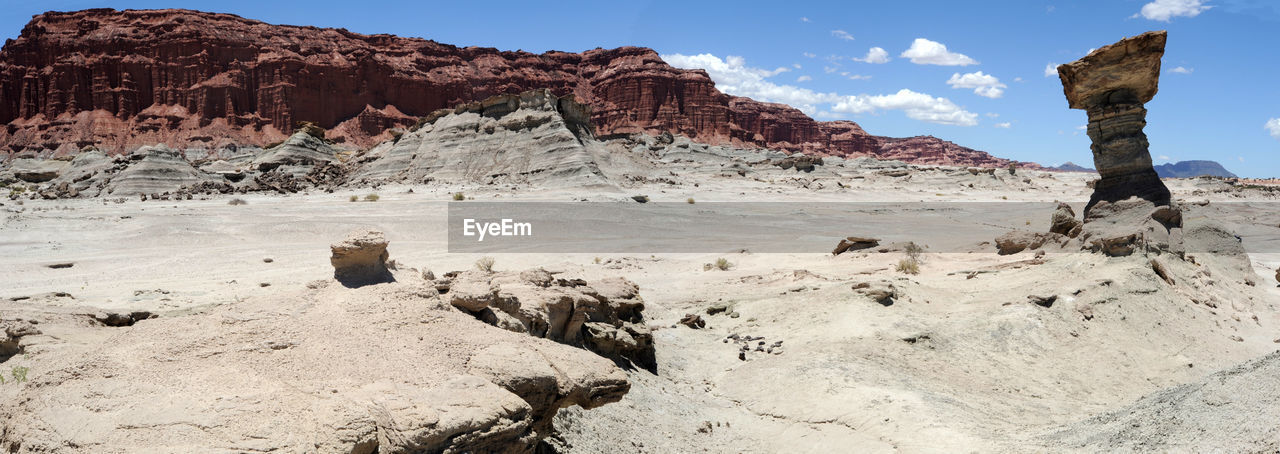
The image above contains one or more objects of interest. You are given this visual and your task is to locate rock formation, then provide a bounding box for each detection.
[832,237,880,256]
[0,281,629,453]
[442,268,657,372]
[0,8,1035,169]
[1057,31,1172,215]
[1049,202,1083,238]
[104,145,214,195]
[1,319,40,362]
[995,231,1065,255]
[330,229,395,287]
[352,89,629,186]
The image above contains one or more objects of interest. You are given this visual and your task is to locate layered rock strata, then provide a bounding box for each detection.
[330,229,395,288]
[0,8,1035,168]
[1057,31,1172,215]
[442,268,657,373]
[351,89,624,186]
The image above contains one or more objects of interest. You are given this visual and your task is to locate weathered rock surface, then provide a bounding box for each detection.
[1049,202,1083,238]
[352,89,632,186]
[0,282,629,453]
[995,231,1066,255]
[443,268,656,372]
[0,8,1036,169]
[251,131,341,174]
[104,145,213,195]
[3,158,68,183]
[330,229,394,287]
[1043,350,1280,452]
[774,155,823,172]
[0,319,40,362]
[1057,31,1171,214]
[832,237,880,256]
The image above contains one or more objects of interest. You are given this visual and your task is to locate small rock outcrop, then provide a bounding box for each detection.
[996,231,1065,255]
[1050,202,1083,238]
[1,319,40,362]
[854,281,897,306]
[251,130,341,173]
[330,229,395,287]
[774,155,823,172]
[104,145,213,195]
[833,237,881,255]
[443,269,657,372]
[1057,31,1172,216]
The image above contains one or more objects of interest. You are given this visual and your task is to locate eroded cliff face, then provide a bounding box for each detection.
[0,8,1033,168]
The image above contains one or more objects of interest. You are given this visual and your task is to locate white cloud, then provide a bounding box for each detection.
[853,47,890,64]
[1238,156,1245,162]
[1044,63,1059,77]
[829,89,979,126]
[823,66,839,74]
[985,113,1000,118]
[831,30,855,41]
[847,74,872,80]
[1013,77,1024,82]
[994,122,1012,129]
[1136,0,1211,21]
[797,75,812,82]
[662,53,978,126]
[1158,155,1171,161]
[1266,118,1280,140]
[792,63,802,69]
[900,38,978,66]
[1169,66,1193,74]
[802,52,817,58]
[800,17,811,22]
[946,71,1007,98]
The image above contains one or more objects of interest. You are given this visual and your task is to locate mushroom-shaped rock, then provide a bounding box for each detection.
[1057,31,1172,216]
[330,229,395,287]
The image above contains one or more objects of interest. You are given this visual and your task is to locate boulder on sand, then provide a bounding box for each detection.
[995,231,1065,255]
[331,229,395,287]
[833,237,880,255]
[1049,202,1083,238]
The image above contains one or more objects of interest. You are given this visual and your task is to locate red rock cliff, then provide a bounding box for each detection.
[0,8,1033,168]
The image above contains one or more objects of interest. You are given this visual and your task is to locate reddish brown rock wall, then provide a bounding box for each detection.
[0,8,1035,168]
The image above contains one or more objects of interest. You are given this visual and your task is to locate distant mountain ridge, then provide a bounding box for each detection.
[1049,160,1238,179]
[1153,160,1237,178]
[1049,161,1096,173]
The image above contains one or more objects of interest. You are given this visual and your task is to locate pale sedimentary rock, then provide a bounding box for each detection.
[1057,31,1172,215]
[444,268,657,372]
[330,229,395,287]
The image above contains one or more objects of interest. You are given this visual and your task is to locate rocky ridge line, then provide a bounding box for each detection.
[0,8,1037,169]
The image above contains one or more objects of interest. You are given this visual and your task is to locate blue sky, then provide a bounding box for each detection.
[3,0,1278,177]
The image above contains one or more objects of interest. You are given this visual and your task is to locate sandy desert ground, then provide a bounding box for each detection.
[3,156,1279,452]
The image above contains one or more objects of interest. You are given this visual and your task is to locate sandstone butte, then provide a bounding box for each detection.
[0,8,1038,169]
